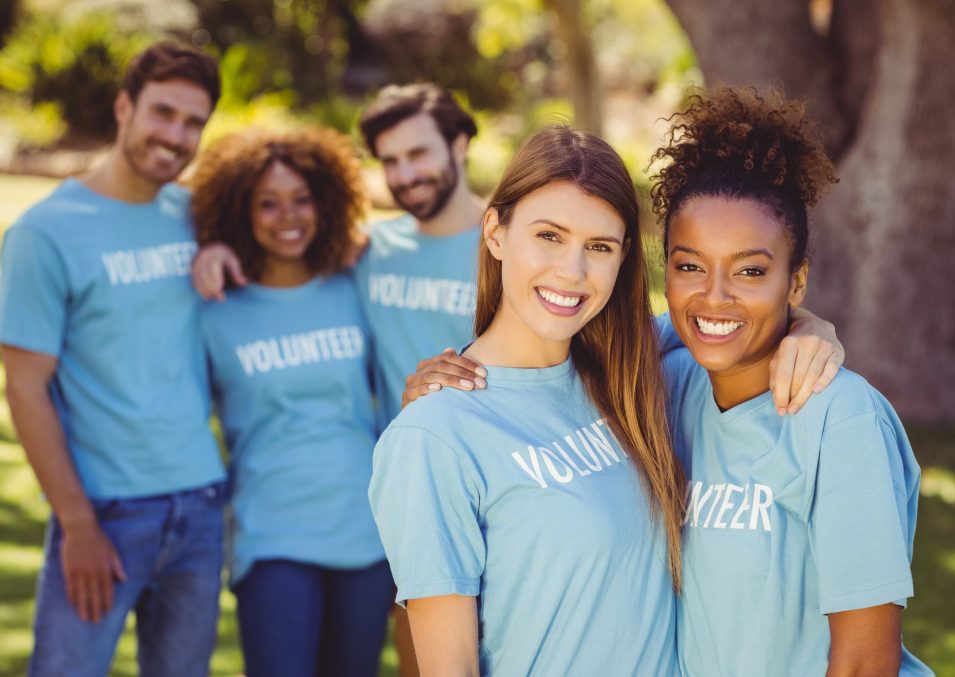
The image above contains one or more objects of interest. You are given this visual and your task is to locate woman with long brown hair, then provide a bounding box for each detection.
[369,125,684,675]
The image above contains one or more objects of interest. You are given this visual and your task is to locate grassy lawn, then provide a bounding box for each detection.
[0,173,952,675]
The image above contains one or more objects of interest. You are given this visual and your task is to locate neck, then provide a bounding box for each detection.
[708,356,773,411]
[466,305,570,369]
[257,258,315,288]
[80,147,163,204]
[416,179,484,236]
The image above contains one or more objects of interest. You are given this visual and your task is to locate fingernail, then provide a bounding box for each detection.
[474,377,486,389]
[428,383,440,391]
[813,384,824,393]
[788,405,800,414]
[476,367,488,377]
[777,407,787,416]
[459,379,474,389]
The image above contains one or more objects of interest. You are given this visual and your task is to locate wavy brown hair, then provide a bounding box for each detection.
[476,125,685,589]
[650,86,837,271]
[190,127,366,283]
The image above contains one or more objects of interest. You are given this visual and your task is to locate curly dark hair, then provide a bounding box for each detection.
[650,86,838,271]
[190,127,366,283]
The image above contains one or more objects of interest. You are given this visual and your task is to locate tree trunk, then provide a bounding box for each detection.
[664,0,955,422]
[545,0,603,134]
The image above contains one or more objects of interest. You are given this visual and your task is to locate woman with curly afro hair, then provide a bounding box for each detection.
[189,128,393,677]
[654,87,931,675]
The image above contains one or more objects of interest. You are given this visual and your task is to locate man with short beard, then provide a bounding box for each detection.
[0,43,225,676]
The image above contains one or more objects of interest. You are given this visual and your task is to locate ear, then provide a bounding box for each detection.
[114,90,133,129]
[451,132,469,165]
[621,236,632,259]
[483,208,505,261]
[788,260,809,309]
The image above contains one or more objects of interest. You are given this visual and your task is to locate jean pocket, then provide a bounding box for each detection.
[89,498,125,520]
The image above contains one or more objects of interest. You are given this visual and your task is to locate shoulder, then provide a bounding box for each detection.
[157,182,192,215]
[385,387,480,438]
[9,181,89,235]
[365,214,419,253]
[797,368,895,429]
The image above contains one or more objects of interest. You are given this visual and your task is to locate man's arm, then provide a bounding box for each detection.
[2,345,125,623]
[406,595,480,677]
[826,603,902,677]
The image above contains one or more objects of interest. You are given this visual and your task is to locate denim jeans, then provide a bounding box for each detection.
[235,558,394,677]
[29,481,226,677]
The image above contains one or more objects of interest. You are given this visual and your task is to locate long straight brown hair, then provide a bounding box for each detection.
[475,125,685,590]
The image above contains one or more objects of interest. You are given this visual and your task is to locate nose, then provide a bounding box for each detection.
[554,247,586,285]
[396,158,417,185]
[702,270,732,306]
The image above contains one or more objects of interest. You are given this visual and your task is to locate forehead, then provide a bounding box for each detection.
[374,113,445,157]
[512,181,626,240]
[669,197,788,253]
[134,78,213,118]
[254,161,309,191]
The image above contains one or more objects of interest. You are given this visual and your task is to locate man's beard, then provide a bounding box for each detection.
[391,158,458,221]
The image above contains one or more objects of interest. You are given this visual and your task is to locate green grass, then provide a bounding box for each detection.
[0,173,952,675]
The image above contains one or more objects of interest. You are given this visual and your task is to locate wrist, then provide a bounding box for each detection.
[58,504,99,535]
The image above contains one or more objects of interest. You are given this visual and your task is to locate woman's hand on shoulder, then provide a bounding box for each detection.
[769,306,845,415]
[402,349,487,409]
[191,242,247,302]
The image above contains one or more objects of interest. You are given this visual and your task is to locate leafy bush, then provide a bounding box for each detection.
[0,10,156,140]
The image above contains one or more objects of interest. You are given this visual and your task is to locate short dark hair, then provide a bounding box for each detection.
[189,127,366,283]
[122,41,221,108]
[359,83,477,157]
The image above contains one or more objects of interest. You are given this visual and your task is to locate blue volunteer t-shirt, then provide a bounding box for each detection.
[370,358,678,676]
[664,349,932,676]
[353,215,479,425]
[0,179,223,499]
[201,275,384,585]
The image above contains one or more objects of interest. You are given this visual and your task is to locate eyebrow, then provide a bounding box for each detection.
[669,244,774,260]
[532,219,622,245]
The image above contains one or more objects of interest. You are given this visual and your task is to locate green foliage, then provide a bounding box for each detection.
[0,9,156,140]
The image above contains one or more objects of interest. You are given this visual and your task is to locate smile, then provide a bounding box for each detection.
[536,287,586,317]
[274,227,307,241]
[152,145,180,163]
[694,316,744,336]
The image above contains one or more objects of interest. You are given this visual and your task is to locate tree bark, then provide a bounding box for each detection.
[545,0,603,134]
[664,0,955,421]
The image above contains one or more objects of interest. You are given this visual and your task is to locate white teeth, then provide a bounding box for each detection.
[153,146,178,162]
[538,288,582,308]
[275,228,304,241]
[695,317,743,336]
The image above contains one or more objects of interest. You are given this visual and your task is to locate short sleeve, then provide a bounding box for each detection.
[369,425,484,605]
[654,312,684,354]
[0,225,70,356]
[809,413,914,614]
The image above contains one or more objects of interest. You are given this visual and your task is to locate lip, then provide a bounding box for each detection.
[536,286,587,317]
[689,313,746,343]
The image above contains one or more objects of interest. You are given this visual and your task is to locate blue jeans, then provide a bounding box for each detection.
[235,558,394,677]
[29,481,226,677]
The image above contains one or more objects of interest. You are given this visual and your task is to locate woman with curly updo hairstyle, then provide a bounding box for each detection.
[190,127,394,677]
[190,127,365,284]
[653,87,929,676]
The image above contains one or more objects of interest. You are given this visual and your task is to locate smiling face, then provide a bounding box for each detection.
[665,196,807,404]
[115,78,212,187]
[374,113,463,220]
[483,181,628,364]
[250,161,318,274]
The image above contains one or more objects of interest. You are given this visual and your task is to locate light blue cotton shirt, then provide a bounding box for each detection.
[370,358,678,676]
[353,215,479,426]
[0,179,223,499]
[201,275,384,585]
[664,349,932,676]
